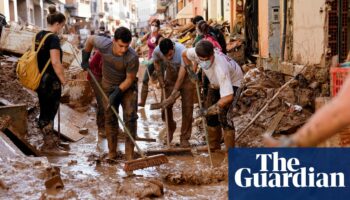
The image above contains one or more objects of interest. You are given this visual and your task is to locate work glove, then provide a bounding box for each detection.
[81,50,91,70]
[108,86,123,108]
[195,103,222,118]
[162,90,181,108]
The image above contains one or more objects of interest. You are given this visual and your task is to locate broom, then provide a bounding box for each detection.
[71,46,168,171]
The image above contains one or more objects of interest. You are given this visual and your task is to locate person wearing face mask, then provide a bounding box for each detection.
[36,6,67,155]
[181,40,243,152]
[153,38,195,147]
[138,19,164,107]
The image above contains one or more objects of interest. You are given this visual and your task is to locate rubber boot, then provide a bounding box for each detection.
[207,126,222,151]
[223,129,235,152]
[41,123,69,156]
[106,127,118,160]
[138,84,148,107]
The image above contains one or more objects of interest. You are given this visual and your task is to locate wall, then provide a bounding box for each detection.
[292,0,326,65]
[17,0,27,23]
[208,0,217,20]
[192,0,202,17]
[223,0,230,21]
[258,0,269,58]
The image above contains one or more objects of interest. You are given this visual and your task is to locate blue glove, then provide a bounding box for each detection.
[81,50,91,70]
[109,87,123,107]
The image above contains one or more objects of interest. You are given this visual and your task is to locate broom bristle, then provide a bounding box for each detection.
[124,154,168,172]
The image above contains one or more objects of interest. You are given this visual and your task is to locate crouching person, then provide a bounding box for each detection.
[183,40,243,151]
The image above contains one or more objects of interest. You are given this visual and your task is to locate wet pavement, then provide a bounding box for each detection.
[0,83,228,199]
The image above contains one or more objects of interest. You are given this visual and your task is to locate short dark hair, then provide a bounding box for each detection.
[114,27,132,43]
[47,6,66,25]
[159,38,174,55]
[150,19,160,28]
[195,40,214,58]
[192,15,204,25]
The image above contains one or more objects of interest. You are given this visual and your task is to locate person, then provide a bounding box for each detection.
[153,38,195,147]
[88,51,105,137]
[191,15,205,47]
[36,6,67,154]
[81,27,139,161]
[264,54,350,147]
[183,40,244,152]
[197,20,223,52]
[138,19,164,106]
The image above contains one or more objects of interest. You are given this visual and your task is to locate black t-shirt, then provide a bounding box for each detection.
[35,30,62,78]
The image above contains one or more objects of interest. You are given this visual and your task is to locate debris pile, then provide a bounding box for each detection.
[233,64,329,147]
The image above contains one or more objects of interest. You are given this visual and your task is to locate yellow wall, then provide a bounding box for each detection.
[258,0,269,58]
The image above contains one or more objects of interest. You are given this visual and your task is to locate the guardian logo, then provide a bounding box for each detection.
[234,152,345,188]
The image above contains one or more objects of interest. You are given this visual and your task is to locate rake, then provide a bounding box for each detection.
[71,47,168,171]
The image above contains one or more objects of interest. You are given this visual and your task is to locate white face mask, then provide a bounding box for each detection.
[198,60,212,70]
[150,26,158,32]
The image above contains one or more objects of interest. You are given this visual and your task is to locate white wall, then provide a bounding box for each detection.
[292,0,326,65]
[136,0,156,28]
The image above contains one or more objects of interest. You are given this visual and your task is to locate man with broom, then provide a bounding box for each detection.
[81,27,139,162]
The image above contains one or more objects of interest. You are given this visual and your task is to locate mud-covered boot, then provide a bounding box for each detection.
[106,130,118,161]
[138,84,149,107]
[207,126,222,151]
[41,124,69,156]
[180,139,191,148]
[223,129,235,152]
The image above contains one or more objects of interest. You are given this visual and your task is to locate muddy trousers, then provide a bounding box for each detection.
[161,78,195,143]
[103,81,138,160]
[139,63,155,106]
[37,73,61,129]
[205,86,238,151]
[89,77,105,131]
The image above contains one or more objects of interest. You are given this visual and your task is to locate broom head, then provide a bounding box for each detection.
[123,154,168,172]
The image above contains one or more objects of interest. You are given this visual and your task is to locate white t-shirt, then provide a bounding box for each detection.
[186,48,243,97]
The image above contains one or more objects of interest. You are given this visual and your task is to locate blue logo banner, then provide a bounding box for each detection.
[229,148,350,200]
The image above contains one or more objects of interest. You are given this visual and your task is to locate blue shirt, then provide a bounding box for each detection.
[152,42,186,68]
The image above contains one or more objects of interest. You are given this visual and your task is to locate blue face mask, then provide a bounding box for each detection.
[199,60,212,70]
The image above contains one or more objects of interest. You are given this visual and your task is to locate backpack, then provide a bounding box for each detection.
[209,27,227,54]
[16,32,53,91]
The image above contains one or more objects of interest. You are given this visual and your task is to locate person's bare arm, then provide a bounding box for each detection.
[84,35,95,52]
[217,94,234,108]
[140,33,150,43]
[50,49,66,85]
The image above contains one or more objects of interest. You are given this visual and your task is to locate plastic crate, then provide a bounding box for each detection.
[330,67,350,97]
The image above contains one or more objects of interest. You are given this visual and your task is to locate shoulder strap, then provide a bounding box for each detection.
[35,32,54,53]
[37,33,55,76]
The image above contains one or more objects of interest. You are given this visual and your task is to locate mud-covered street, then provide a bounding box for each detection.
[0,57,228,199]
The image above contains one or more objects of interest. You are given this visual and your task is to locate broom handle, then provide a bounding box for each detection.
[162,88,170,148]
[70,46,145,158]
[195,81,213,167]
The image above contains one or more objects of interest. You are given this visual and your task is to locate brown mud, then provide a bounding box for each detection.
[0,58,228,199]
